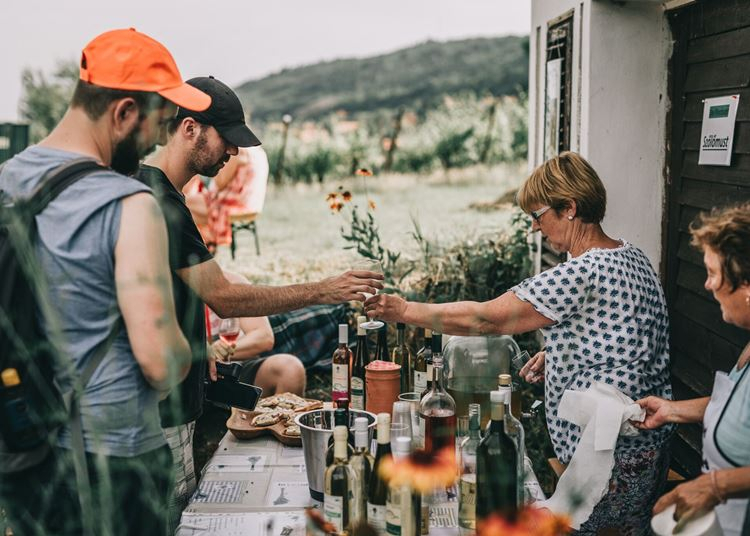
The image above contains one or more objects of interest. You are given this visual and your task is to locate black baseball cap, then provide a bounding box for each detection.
[175,76,261,148]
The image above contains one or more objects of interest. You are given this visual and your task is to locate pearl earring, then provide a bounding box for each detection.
[746,294,750,308]
[567,216,573,221]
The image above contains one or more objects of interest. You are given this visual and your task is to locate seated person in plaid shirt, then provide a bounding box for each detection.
[208,270,306,396]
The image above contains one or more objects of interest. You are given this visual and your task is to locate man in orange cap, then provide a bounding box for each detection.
[137,76,384,531]
[0,28,207,536]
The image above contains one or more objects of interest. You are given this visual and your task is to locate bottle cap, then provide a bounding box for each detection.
[498,374,512,387]
[393,436,412,457]
[424,328,432,337]
[376,412,391,442]
[353,417,368,433]
[490,390,507,404]
[338,324,349,343]
[333,425,348,441]
[1,368,20,388]
[357,316,368,334]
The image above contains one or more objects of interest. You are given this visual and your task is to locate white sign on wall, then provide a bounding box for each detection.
[698,95,740,166]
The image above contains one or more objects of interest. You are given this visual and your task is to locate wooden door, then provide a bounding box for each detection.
[665,0,750,476]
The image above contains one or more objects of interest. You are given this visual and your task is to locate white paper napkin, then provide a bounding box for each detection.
[539,382,645,529]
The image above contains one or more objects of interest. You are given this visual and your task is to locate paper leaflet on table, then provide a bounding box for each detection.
[538,382,645,529]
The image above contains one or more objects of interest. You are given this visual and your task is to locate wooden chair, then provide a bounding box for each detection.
[229,211,260,258]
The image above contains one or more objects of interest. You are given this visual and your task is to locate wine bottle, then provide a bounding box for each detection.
[386,436,419,536]
[367,413,392,532]
[352,316,368,411]
[332,324,352,402]
[421,333,441,398]
[326,406,354,467]
[418,335,455,455]
[349,417,373,525]
[497,374,525,507]
[459,404,481,533]
[476,390,518,522]
[392,323,413,393]
[413,329,431,395]
[324,425,358,531]
[375,323,390,362]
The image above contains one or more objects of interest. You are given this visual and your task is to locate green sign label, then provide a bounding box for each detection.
[709,104,730,119]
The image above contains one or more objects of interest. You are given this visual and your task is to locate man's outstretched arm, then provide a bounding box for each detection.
[177,258,383,318]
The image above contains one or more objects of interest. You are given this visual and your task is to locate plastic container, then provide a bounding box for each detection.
[442,335,520,427]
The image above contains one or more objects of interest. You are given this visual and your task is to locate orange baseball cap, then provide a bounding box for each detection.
[79,28,211,112]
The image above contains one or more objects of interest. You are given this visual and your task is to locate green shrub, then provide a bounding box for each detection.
[391,149,435,174]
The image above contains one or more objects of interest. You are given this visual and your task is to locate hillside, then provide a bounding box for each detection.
[235,35,528,123]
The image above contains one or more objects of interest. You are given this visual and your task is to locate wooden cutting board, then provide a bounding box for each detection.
[226,396,322,446]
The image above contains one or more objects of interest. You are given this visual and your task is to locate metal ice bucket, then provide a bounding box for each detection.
[294,409,376,501]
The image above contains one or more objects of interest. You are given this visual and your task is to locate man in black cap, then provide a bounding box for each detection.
[136,76,382,530]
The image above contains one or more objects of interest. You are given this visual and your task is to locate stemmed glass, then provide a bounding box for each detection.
[353,259,384,330]
[218,318,240,362]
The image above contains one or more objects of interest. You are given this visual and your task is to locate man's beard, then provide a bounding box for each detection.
[111,126,154,176]
[189,129,228,177]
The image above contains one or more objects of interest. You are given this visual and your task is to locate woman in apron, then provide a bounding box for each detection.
[636,203,750,535]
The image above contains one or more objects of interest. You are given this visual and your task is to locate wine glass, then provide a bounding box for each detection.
[218,318,240,361]
[353,259,384,330]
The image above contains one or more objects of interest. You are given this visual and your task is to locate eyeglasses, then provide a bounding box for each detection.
[530,205,552,222]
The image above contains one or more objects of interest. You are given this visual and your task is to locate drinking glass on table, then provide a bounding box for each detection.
[352,259,384,329]
[391,401,414,452]
[218,318,240,362]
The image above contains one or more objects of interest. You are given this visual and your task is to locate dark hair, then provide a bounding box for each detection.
[691,202,750,291]
[71,80,166,120]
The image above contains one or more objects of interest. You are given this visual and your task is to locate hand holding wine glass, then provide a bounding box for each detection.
[352,260,384,329]
[218,318,240,362]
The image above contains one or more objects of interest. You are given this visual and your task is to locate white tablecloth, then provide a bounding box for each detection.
[177,432,545,535]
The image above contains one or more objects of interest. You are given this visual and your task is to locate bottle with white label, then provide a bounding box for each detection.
[351,316,369,410]
[350,417,374,526]
[325,425,357,531]
[367,413,391,533]
[332,324,353,402]
[331,324,352,400]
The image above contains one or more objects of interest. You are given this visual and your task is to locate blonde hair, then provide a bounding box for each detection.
[517,151,607,224]
[690,203,750,291]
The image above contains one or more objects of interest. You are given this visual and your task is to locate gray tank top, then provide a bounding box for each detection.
[0,146,165,457]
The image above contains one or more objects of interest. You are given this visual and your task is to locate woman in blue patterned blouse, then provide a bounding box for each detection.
[365,151,673,534]
[636,203,750,536]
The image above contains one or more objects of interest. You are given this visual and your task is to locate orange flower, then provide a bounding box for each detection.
[355,168,373,176]
[378,446,457,494]
[342,191,352,202]
[325,192,338,202]
[478,508,571,536]
[328,201,344,213]
[368,199,376,210]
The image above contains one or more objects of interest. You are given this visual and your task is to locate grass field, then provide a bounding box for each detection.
[214,162,527,285]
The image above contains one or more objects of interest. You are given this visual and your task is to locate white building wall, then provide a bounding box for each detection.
[529,0,672,271]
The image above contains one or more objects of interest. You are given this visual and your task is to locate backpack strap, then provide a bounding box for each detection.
[27,158,107,216]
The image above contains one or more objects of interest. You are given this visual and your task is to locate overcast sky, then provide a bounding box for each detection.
[0,0,530,123]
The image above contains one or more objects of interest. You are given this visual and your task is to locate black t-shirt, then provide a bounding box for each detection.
[136,165,213,427]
